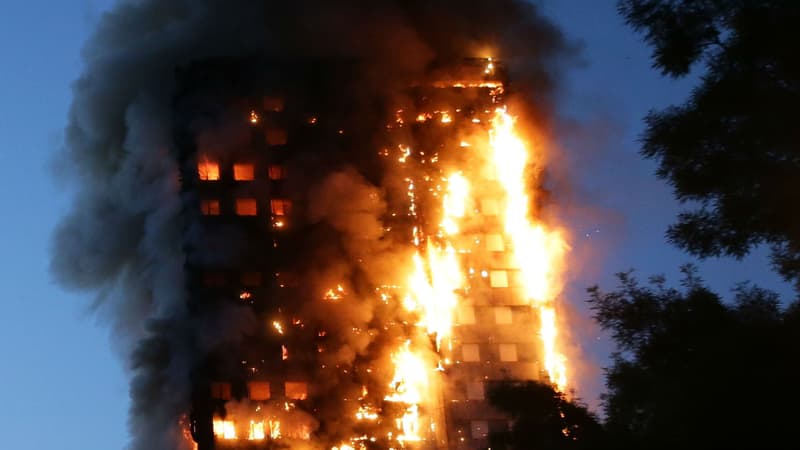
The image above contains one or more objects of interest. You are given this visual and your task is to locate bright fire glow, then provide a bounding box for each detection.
[489,108,568,390]
[324,284,345,301]
[405,244,462,351]
[441,173,468,235]
[249,420,266,440]
[213,419,237,440]
[385,343,428,442]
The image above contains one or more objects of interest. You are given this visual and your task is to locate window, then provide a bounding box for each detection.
[458,306,476,325]
[481,198,499,216]
[198,159,220,181]
[466,382,485,400]
[236,198,258,216]
[233,163,255,181]
[201,199,220,216]
[268,164,286,180]
[266,129,288,146]
[241,271,263,287]
[499,344,518,362]
[494,307,512,325]
[263,96,284,112]
[270,199,291,216]
[462,344,480,362]
[285,382,308,400]
[486,234,504,252]
[210,382,232,400]
[490,270,509,288]
[248,381,271,400]
[470,420,489,439]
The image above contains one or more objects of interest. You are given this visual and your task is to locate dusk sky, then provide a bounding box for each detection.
[0,1,793,449]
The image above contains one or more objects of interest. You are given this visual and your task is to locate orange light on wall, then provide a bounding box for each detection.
[210,382,232,400]
[201,199,220,216]
[285,382,308,400]
[198,159,220,180]
[266,129,288,146]
[268,165,286,180]
[270,199,291,216]
[236,198,258,216]
[248,381,271,400]
[263,96,284,112]
[233,163,255,181]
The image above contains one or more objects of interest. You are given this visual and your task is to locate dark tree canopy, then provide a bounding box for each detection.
[487,380,606,450]
[589,267,800,449]
[618,0,800,285]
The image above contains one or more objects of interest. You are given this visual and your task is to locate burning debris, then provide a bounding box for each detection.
[53,1,576,449]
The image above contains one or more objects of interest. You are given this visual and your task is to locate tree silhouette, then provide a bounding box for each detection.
[589,266,800,449]
[487,380,606,450]
[618,0,800,285]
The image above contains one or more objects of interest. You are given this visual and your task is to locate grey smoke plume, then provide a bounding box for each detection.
[52,1,572,449]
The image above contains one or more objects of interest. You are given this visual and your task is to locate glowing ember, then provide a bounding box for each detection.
[249,110,259,124]
[484,57,495,75]
[324,284,345,301]
[398,145,412,163]
[356,405,379,421]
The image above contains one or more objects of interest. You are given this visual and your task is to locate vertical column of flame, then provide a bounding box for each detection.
[389,137,470,445]
[489,108,568,390]
[384,342,429,443]
[404,173,468,351]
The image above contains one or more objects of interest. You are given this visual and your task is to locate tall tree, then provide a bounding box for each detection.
[618,0,800,285]
[589,267,800,449]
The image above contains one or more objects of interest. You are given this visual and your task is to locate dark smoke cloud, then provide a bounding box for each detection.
[52,1,573,449]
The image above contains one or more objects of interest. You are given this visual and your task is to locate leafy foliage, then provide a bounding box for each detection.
[487,380,606,450]
[589,267,800,449]
[618,0,800,285]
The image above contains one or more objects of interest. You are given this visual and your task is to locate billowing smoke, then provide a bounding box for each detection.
[52,1,572,449]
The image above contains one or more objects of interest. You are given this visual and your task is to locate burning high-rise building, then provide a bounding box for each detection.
[177,56,567,450]
[53,2,574,450]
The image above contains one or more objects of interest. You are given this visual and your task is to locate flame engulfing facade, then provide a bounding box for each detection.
[52,2,574,450]
[177,57,567,450]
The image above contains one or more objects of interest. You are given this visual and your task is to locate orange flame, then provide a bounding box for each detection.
[384,342,428,442]
[489,108,568,390]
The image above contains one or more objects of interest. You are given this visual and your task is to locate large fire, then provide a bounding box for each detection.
[194,59,571,450]
[387,80,570,441]
[489,108,568,390]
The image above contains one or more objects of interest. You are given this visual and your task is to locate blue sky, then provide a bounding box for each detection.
[0,1,792,449]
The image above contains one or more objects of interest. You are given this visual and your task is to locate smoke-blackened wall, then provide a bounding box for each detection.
[52,1,572,449]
